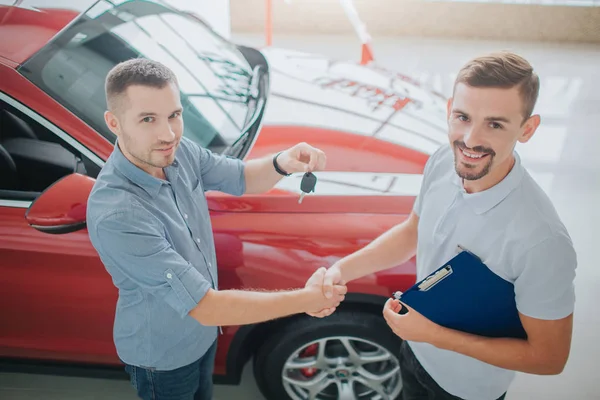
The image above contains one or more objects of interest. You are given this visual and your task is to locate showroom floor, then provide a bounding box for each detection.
[1,34,598,400]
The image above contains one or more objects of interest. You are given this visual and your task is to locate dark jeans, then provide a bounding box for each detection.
[400,341,506,400]
[124,340,217,400]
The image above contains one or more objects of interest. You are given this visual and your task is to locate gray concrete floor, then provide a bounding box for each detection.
[1,33,599,399]
[0,362,262,400]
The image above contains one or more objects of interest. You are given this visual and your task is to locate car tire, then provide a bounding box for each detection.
[253,311,403,400]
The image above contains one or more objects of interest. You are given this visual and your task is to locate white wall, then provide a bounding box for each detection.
[230,0,600,43]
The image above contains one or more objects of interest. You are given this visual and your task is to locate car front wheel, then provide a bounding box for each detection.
[253,311,403,400]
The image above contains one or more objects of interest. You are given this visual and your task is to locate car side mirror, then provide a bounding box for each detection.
[25,173,95,234]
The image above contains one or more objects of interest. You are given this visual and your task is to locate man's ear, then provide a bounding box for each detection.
[518,114,541,144]
[104,110,120,136]
[446,97,453,121]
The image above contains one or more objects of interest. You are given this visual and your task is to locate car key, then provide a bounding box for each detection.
[299,172,317,204]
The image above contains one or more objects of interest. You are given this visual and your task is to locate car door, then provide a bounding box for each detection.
[0,93,120,365]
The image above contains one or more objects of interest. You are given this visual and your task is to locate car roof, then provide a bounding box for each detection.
[0,0,94,65]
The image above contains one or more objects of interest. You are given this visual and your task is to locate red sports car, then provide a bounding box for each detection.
[0,1,447,399]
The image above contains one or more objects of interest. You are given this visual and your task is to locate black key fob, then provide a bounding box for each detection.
[299,172,317,204]
[301,172,317,193]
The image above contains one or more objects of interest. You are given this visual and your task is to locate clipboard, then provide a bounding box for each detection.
[394,247,527,339]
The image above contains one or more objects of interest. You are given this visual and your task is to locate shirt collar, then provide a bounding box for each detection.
[453,152,524,215]
[112,140,179,198]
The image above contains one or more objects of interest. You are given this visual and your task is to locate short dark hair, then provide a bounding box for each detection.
[454,51,540,122]
[105,58,178,113]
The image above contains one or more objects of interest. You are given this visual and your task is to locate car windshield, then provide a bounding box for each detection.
[18,0,256,154]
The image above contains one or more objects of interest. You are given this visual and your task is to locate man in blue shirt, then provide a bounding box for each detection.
[86,58,346,400]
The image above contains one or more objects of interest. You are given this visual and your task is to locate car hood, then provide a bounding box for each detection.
[210,48,449,214]
[258,47,449,147]
[0,2,93,64]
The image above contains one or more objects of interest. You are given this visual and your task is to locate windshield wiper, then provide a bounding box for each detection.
[223,66,264,157]
[247,65,261,100]
[241,65,262,128]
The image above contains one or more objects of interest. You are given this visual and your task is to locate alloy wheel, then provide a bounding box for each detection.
[281,336,402,400]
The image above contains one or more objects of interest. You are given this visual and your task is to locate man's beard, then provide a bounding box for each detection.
[453,140,495,181]
[131,149,173,169]
[122,133,176,169]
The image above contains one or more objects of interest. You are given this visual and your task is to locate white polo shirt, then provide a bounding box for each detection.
[409,145,577,400]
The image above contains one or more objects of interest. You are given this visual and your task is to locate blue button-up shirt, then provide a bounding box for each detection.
[87,137,245,370]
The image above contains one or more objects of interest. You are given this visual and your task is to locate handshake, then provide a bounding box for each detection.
[301,265,346,318]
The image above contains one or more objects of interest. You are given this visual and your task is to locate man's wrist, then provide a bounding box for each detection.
[295,288,316,313]
[333,263,346,283]
[430,325,462,351]
[332,262,351,284]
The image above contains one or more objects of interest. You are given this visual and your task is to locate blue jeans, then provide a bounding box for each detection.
[124,340,217,400]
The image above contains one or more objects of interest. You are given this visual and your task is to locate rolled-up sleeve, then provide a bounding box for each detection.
[185,138,246,196]
[92,207,212,319]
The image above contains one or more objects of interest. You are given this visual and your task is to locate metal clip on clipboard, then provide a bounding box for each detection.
[392,266,453,315]
[391,245,463,315]
[417,265,453,291]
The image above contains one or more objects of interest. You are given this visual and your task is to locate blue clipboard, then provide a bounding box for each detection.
[395,247,527,339]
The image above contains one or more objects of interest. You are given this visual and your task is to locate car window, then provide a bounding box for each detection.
[0,96,101,201]
[18,0,254,155]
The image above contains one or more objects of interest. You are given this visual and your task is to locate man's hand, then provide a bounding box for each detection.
[244,142,326,194]
[277,142,326,174]
[382,298,442,343]
[306,264,344,317]
[304,267,347,318]
[322,264,344,299]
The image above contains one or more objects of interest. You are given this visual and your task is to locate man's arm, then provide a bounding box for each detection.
[319,211,419,298]
[319,145,444,294]
[190,283,344,326]
[244,142,326,194]
[243,154,286,195]
[383,300,572,375]
[436,313,573,374]
[187,139,325,195]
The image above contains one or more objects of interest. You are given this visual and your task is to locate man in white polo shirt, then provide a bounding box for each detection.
[317,51,577,399]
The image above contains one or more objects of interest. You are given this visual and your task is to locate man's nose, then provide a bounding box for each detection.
[158,123,176,142]
[463,126,485,149]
